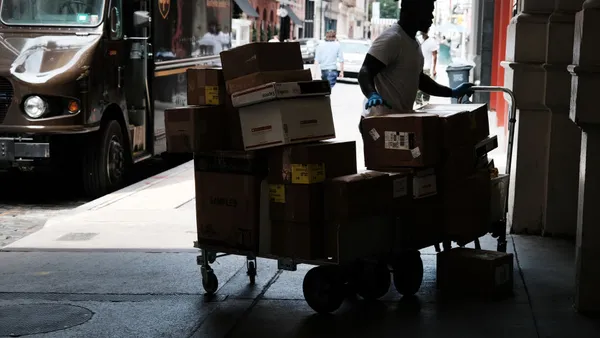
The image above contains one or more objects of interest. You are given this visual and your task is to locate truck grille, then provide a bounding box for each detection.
[0,77,14,124]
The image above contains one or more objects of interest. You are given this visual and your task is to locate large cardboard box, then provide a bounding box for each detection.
[437,248,514,299]
[164,106,227,153]
[219,42,304,81]
[187,68,226,106]
[269,184,325,222]
[324,171,393,221]
[417,103,489,148]
[441,169,491,242]
[194,151,269,253]
[271,221,324,259]
[267,141,357,184]
[361,114,441,168]
[225,69,313,95]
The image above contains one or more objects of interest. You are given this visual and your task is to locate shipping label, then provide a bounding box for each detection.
[392,177,408,198]
[369,128,380,141]
[413,174,437,199]
[269,184,286,203]
[384,131,414,150]
[205,86,220,105]
[291,163,326,184]
[411,147,421,158]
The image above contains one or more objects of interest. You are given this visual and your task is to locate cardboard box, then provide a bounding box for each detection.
[219,42,304,81]
[225,69,313,95]
[361,114,441,168]
[231,80,331,108]
[437,248,514,299]
[268,140,357,184]
[195,171,262,252]
[441,169,491,242]
[239,96,335,150]
[187,68,225,106]
[325,215,395,263]
[271,221,324,260]
[193,150,268,176]
[165,106,227,153]
[324,171,393,221]
[269,184,325,222]
[416,103,490,148]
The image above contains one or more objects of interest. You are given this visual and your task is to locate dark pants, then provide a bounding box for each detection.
[321,69,339,88]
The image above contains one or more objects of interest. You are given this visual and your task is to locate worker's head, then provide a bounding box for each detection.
[400,0,435,33]
[325,30,337,41]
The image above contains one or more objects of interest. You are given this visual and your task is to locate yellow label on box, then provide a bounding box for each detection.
[205,86,220,105]
[269,184,285,203]
[291,164,326,184]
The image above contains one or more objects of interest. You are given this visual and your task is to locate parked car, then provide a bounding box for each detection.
[337,39,371,79]
[298,38,319,64]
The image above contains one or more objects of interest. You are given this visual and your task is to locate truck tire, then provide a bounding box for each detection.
[82,120,128,198]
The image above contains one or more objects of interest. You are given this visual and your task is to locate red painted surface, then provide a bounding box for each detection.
[491,0,513,128]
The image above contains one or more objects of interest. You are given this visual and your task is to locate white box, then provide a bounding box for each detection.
[239,96,336,150]
[231,80,331,108]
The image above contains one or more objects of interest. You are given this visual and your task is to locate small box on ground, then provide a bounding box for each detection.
[219,42,304,81]
[187,68,225,106]
[361,114,441,168]
[268,141,357,184]
[441,169,491,242]
[416,103,490,148]
[164,106,227,153]
[324,171,394,221]
[437,248,514,299]
[225,69,313,95]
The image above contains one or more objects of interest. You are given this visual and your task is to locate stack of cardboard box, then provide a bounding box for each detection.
[165,42,395,261]
[361,103,498,247]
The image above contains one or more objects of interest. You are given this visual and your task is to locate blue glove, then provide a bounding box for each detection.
[365,92,390,109]
[452,82,475,98]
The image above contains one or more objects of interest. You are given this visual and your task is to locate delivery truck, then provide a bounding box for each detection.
[0,0,232,197]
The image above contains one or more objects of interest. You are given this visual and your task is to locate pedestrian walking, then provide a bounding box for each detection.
[314,30,344,88]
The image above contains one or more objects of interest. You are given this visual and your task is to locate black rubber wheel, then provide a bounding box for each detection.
[392,251,424,296]
[302,266,345,314]
[203,271,219,295]
[356,262,391,301]
[82,120,128,198]
[247,261,257,285]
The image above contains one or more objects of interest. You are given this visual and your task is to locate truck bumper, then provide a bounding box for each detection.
[0,137,51,168]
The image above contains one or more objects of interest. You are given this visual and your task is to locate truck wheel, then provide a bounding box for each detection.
[82,120,128,198]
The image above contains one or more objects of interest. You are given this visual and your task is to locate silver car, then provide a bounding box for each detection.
[298,38,319,64]
[337,39,371,79]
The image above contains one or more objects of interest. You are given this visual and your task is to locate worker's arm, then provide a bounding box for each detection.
[420,72,475,98]
[358,54,385,98]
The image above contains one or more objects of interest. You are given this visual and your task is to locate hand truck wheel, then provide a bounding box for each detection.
[202,270,219,295]
[302,266,345,314]
[392,250,424,296]
[247,260,257,285]
[355,262,390,301]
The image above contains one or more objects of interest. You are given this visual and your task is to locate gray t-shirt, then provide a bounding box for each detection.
[366,23,424,114]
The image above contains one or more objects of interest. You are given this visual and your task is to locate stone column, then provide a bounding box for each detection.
[542,0,585,237]
[570,0,600,314]
[502,0,553,234]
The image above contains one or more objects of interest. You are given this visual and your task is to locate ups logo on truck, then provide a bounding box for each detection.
[209,196,238,207]
[158,0,170,19]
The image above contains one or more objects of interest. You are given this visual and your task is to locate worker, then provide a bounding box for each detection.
[358,0,474,119]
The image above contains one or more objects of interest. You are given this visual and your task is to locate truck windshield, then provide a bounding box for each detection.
[1,0,105,26]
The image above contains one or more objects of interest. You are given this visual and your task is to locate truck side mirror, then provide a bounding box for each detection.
[133,11,150,28]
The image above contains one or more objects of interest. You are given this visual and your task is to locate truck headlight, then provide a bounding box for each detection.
[24,96,47,118]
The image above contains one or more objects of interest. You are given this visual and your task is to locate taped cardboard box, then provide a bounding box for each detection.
[271,221,324,260]
[324,171,394,221]
[225,69,313,95]
[231,80,331,108]
[187,68,225,106]
[441,169,491,242]
[267,140,357,185]
[437,248,514,299]
[416,103,489,148]
[164,106,227,153]
[269,184,325,222]
[220,42,304,81]
[361,114,441,168]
